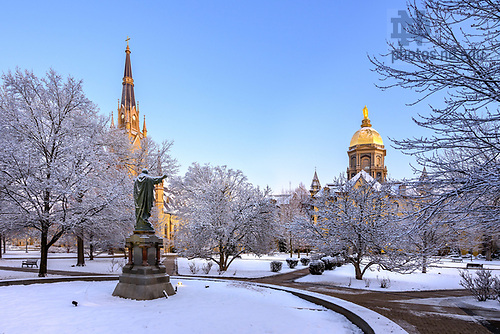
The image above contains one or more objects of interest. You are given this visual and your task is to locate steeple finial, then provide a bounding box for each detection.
[110,112,115,128]
[143,115,147,136]
[310,169,321,196]
[121,38,136,110]
[361,105,371,128]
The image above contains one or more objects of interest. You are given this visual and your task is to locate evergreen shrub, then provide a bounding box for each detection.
[300,257,311,266]
[286,258,299,269]
[270,261,283,272]
[309,260,325,275]
[321,256,335,270]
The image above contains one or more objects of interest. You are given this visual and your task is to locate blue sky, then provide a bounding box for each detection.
[1,1,430,193]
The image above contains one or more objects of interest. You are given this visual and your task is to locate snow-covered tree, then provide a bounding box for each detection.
[370,0,500,251]
[398,186,458,273]
[0,69,134,276]
[126,135,178,177]
[171,163,278,272]
[276,184,311,257]
[297,172,415,280]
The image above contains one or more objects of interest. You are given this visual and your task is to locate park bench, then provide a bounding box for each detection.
[465,263,483,269]
[21,259,38,268]
[451,257,463,263]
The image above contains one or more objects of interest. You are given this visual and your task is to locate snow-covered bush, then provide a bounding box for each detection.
[286,258,299,269]
[333,256,344,267]
[379,277,391,288]
[188,261,199,274]
[363,278,371,288]
[108,258,124,273]
[309,260,325,275]
[311,253,325,261]
[321,256,336,270]
[492,277,500,302]
[300,257,311,266]
[201,261,213,274]
[270,261,282,272]
[460,269,497,301]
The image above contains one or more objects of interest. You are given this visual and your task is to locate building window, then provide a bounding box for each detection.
[361,156,371,172]
[350,156,356,168]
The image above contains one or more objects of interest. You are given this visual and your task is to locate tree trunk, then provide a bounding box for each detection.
[39,227,49,277]
[289,236,293,258]
[485,236,492,261]
[76,236,85,266]
[2,235,6,254]
[89,242,94,260]
[422,236,428,273]
[0,234,2,259]
[353,261,363,280]
[219,252,227,272]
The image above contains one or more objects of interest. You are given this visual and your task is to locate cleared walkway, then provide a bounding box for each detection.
[254,268,499,334]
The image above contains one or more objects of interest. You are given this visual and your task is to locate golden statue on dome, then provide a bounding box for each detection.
[363,105,369,119]
[361,105,371,128]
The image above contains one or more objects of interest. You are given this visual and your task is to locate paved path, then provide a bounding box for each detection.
[253,268,500,334]
[0,265,106,277]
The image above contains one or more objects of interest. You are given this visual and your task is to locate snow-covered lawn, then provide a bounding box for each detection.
[177,253,307,278]
[296,259,500,292]
[1,252,307,278]
[0,256,127,276]
[0,279,362,334]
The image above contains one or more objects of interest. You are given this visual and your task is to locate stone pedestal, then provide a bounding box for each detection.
[112,232,175,300]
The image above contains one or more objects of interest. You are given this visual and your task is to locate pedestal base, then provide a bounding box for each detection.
[112,265,175,300]
[112,231,175,300]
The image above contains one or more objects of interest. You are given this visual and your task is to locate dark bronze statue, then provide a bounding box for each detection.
[133,169,167,231]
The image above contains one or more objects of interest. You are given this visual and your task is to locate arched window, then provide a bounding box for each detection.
[350,156,356,168]
[361,156,371,172]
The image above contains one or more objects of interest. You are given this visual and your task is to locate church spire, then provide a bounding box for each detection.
[121,36,136,109]
[143,115,148,137]
[310,169,321,197]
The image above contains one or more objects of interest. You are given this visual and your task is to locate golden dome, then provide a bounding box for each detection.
[350,127,384,147]
[349,106,384,148]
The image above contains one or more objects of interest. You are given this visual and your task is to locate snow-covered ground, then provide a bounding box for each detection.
[0,279,362,334]
[1,251,499,332]
[297,259,500,292]
[177,253,307,278]
[0,251,307,279]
